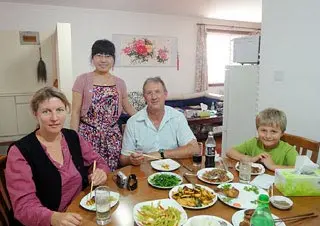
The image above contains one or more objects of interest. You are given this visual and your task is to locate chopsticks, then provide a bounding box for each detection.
[274,212,318,223]
[176,159,193,172]
[126,150,161,160]
[89,160,96,199]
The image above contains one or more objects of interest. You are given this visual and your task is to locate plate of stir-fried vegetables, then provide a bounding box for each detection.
[148,172,183,189]
[133,199,188,226]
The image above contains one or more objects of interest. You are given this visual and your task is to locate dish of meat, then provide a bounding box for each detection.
[197,168,234,185]
[235,162,265,175]
[217,183,268,209]
[232,209,286,226]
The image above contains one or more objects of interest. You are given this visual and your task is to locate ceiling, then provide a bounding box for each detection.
[0,0,262,22]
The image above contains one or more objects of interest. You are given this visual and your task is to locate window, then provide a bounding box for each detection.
[206,31,248,85]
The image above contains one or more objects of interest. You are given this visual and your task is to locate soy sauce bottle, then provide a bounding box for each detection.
[205,131,215,168]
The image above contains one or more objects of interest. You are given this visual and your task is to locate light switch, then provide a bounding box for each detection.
[274,70,284,82]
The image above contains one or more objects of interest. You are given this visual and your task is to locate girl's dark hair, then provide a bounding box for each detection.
[91,39,116,61]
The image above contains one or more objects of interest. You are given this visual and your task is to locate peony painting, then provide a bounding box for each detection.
[112,34,178,67]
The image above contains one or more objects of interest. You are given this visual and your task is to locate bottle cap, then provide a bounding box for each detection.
[258,194,270,204]
[208,131,214,136]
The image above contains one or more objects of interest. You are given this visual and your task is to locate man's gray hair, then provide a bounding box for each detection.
[142,77,168,94]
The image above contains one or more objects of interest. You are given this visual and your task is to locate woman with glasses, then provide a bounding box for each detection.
[71,39,136,171]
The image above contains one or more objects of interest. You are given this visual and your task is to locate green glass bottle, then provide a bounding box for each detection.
[250,194,275,226]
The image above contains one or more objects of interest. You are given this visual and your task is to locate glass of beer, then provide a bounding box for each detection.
[95,186,111,225]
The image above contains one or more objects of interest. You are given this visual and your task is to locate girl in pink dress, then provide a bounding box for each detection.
[71,39,136,171]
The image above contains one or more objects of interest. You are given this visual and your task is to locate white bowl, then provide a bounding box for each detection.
[270,196,293,210]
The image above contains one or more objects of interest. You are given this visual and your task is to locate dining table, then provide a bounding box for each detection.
[67,157,320,226]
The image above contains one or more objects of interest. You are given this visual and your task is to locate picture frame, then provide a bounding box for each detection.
[112,34,178,67]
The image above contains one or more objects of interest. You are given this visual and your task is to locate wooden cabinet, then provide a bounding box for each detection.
[0,96,18,136]
[0,94,36,142]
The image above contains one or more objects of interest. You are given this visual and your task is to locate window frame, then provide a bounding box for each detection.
[206,28,260,86]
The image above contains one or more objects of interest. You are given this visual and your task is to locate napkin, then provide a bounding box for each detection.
[295,155,319,175]
[250,174,275,189]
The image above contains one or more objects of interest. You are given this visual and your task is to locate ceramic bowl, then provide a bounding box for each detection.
[270,196,293,210]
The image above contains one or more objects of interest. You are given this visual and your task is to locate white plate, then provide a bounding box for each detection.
[270,196,293,210]
[151,159,180,171]
[235,162,265,175]
[133,199,188,226]
[232,209,286,226]
[148,172,183,189]
[184,215,232,226]
[80,191,120,211]
[217,183,268,209]
[169,183,218,209]
[197,168,234,185]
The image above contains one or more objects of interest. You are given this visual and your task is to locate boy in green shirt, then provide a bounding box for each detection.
[226,108,298,171]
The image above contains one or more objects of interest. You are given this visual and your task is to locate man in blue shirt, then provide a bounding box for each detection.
[120,77,199,166]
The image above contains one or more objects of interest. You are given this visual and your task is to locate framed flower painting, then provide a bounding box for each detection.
[112,34,178,67]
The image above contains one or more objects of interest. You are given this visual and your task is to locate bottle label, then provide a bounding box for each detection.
[206,146,215,155]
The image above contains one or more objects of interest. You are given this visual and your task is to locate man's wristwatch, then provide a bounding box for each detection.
[158,149,165,159]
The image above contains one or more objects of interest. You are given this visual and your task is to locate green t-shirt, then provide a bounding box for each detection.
[233,137,298,166]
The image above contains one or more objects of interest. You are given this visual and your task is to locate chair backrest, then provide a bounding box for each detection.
[0,155,11,226]
[281,133,320,163]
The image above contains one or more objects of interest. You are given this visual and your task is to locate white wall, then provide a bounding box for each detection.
[0,30,54,94]
[260,0,320,162]
[0,2,260,96]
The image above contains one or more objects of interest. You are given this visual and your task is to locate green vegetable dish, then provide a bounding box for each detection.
[150,174,181,187]
[244,185,259,194]
[136,202,181,226]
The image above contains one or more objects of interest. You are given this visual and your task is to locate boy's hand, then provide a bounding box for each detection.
[250,153,270,162]
[259,154,275,170]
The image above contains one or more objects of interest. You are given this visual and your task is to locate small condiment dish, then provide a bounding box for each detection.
[270,195,293,210]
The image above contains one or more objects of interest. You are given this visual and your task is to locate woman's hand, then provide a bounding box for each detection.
[89,168,107,186]
[51,212,82,226]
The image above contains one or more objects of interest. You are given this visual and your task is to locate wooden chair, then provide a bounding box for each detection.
[0,155,11,226]
[281,133,320,163]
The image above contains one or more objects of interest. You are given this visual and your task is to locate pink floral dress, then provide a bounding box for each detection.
[78,85,122,171]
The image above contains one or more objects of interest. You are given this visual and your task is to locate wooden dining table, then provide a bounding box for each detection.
[67,158,320,226]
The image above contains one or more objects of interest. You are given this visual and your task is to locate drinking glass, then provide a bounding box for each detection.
[193,142,203,168]
[239,156,252,184]
[95,186,111,225]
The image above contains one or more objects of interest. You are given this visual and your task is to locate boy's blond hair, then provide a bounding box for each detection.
[256,108,287,132]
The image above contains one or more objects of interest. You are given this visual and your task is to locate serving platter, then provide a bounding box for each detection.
[169,183,217,209]
[150,159,180,171]
[232,209,286,226]
[133,199,188,226]
[235,162,265,175]
[217,183,268,209]
[148,172,183,189]
[184,215,232,226]
[197,167,234,185]
[80,191,120,211]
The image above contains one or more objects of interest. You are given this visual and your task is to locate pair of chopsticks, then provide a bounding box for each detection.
[126,150,161,160]
[89,160,96,199]
[175,159,193,172]
[274,212,318,223]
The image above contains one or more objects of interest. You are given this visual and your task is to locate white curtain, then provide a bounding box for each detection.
[195,24,208,92]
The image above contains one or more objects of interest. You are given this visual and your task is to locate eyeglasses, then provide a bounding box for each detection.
[94,53,112,58]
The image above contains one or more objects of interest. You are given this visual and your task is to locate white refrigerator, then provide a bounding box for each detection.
[221,65,259,156]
